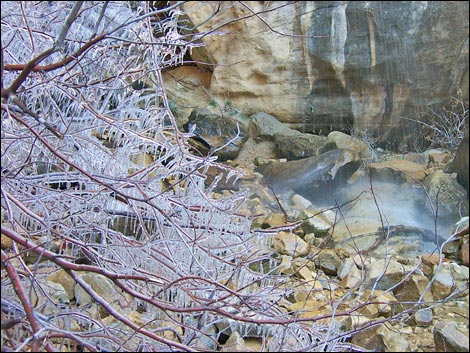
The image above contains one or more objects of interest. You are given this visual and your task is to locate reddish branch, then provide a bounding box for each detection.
[1,250,42,352]
[1,227,198,351]
[2,226,428,332]
[2,34,106,99]
[3,34,105,73]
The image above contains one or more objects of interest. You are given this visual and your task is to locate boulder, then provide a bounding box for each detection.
[365,258,406,290]
[328,131,372,159]
[248,112,299,141]
[74,273,117,317]
[234,137,277,169]
[431,266,455,300]
[274,231,310,258]
[298,209,336,236]
[433,321,470,352]
[420,170,469,221]
[222,331,263,352]
[48,269,75,301]
[314,249,342,276]
[392,274,434,305]
[184,108,249,161]
[356,290,400,319]
[369,159,428,183]
[413,308,433,327]
[446,132,469,197]
[351,323,409,352]
[274,133,337,160]
[338,257,363,289]
[290,193,313,210]
[160,66,212,127]
[256,148,361,196]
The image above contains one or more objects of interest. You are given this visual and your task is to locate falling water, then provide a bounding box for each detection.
[306,176,459,257]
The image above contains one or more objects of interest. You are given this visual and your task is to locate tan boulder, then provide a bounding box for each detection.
[369,159,428,183]
[274,231,310,258]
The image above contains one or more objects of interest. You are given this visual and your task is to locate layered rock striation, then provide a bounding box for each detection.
[164,1,468,149]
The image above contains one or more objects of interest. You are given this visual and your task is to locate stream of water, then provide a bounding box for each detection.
[303,177,458,257]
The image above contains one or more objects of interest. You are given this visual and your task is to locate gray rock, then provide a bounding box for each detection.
[433,320,470,352]
[290,193,313,210]
[413,308,433,327]
[249,112,299,141]
[274,133,336,161]
[314,249,342,276]
[74,273,116,308]
[445,132,469,196]
[185,108,249,161]
[421,170,469,221]
[256,148,360,195]
[338,257,363,289]
[222,331,263,352]
[443,239,461,260]
[48,269,75,301]
[431,266,455,300]
[365,258,406,290]
[46,281,70,306]
[328,131,372,159]
[298,209,336,236]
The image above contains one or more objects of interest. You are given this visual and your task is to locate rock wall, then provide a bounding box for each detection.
[163,1,468,148]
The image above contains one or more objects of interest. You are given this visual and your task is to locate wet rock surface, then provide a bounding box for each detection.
[255,148,361,195]
[224,128,469,352]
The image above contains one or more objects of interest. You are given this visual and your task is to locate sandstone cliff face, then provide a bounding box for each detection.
[164,1,468,148]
